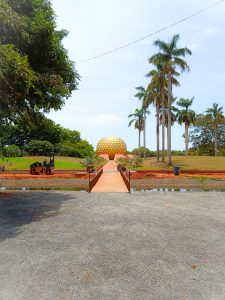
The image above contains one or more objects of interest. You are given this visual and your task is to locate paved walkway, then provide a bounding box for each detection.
[92,160,128,192]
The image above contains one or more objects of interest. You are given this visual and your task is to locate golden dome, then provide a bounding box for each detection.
[96,136,127,160]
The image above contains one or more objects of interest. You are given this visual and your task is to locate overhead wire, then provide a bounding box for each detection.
[77,0,225,64]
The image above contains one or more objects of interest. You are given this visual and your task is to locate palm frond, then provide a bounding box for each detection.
[173,57,190,72]
[173,47,192,57]
[170,34,180,51]
[154,39,170,53]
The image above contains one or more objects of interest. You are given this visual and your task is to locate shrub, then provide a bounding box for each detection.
[55,143,82,157]
[132,147,154,158]
[75,140,94,157]
[4,145,21,157]
[116,156,143,169]
[218,147,225,156]
[80,155,106,170]
[171,150,185,156]
[26,140,54,156]
[55,141,94,158]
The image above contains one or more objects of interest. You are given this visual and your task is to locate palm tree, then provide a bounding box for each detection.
[146,64,167,162]
[128,108,145,157]
[145,83,161,161]
[176,97,196,156]
[134,86,151,159]
[205,103,224,156]
[160,104,179,128]
[150,34,192,165]
[146,66,179,162]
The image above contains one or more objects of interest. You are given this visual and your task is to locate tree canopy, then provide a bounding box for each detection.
[189,113,225,156]
[0,115,94,158]
[0,0,79,122]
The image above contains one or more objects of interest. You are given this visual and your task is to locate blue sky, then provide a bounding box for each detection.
[49,0,225,151]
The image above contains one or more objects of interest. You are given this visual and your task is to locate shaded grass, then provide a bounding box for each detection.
[0,156,84,170]
[135,156,225,171]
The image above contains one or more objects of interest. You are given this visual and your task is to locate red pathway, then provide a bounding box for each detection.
[92,160,128,193]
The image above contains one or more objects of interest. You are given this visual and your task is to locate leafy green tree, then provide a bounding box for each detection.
[189,113,225,156]
[0,114,62,148]
[26,140,54,156]
[150,34,192,165]
[132,146,153,158]
[0,0,79,123]
[4,144,21,157]
[75,140,94,157]
[54,140,94,158]
[205,103,225,156]
[0,44,37,122]
[177,97,196,156]
[128,108,145,157]
[59,128,81,144]
[54,143,82,157]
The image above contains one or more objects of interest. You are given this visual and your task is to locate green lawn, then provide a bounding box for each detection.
[135,156,225,171]
[0,156,84,170]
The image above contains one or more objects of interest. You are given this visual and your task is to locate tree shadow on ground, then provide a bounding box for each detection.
[0,191,76,243]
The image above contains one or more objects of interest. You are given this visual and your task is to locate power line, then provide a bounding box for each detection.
[77,0,225,64]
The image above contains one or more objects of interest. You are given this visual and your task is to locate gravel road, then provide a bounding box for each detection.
[0,191,225,300]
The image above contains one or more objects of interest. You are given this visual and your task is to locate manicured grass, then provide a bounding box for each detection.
[0,156,84,170]
[135,156,225,171]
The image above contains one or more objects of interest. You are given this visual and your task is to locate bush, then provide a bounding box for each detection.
[54,143,82,157]
[218,147,225,156]
[188,146,214,156]
[55,141,94,158]
[4,145,21,157]
[116,156,143,169]
[75,140,94,157]
[80,155,106,170]
[171,150,185,156]
[26,140,54,156]
[132,147,155,158]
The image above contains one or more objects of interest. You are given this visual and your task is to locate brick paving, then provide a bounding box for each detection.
[92,160,128,193]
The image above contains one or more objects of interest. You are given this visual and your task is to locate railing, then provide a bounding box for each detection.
[119,169,131,193]
[88,168,103,193]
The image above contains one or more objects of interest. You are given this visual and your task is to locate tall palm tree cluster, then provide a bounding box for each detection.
[128,34,193,164]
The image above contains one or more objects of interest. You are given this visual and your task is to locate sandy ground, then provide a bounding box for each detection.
[0,178,88,190]
[0,191,225,299]
[1,176,225,190]
[131,178,225,190]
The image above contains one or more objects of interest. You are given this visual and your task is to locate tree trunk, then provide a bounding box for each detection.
[156,102,160,162]
[143,110,146,159]
[185,122,189,156]
[138,129,141,157]
[167,75,172,165]
[214,124,218,156]
[161,87,165,163]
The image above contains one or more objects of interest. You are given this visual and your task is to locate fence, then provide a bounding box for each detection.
[119,169,131,193]
[88,168,103,193]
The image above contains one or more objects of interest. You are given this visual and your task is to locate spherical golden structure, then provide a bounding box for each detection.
[96,136,127,160]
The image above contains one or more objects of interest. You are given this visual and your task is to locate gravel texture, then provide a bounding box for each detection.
[0,178,88,190]
[131,178,225,190]
[0,191,225,299]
